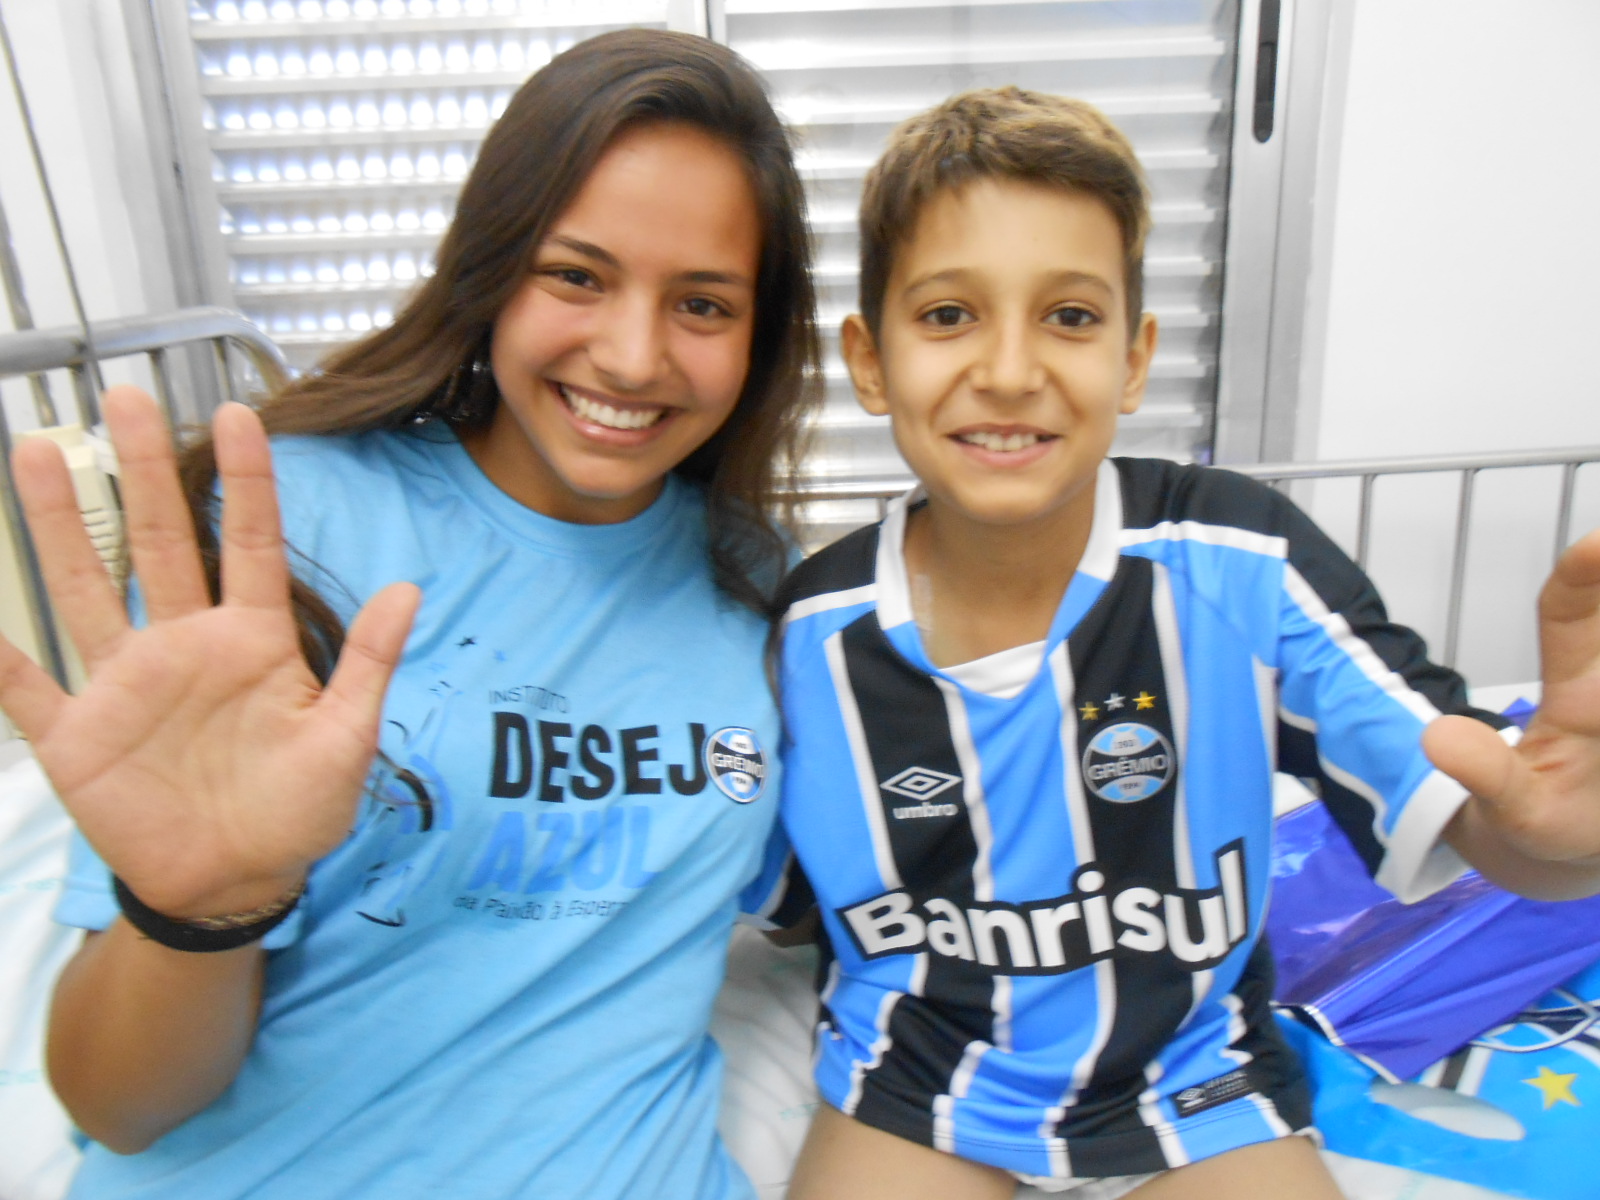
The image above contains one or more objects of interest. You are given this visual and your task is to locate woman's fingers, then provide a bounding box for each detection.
[212,402,292,613]
[104,387,211,621]
[12,436,129,666]
[0,633,67,743]
[318,581,420,738]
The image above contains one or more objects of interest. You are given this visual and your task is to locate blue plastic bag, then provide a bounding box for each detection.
[1268,796,1600,1082]
[1287,958,1600,1200]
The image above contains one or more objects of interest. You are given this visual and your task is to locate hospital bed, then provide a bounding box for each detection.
[0,309,1595,1200]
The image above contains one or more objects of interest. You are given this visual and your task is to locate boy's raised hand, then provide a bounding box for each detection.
[1425,527,1600,897]
[0,387,418,919]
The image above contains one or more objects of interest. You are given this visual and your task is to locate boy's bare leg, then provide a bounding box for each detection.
[788,1103,1016,1200]
[1122,1135,1345,1200]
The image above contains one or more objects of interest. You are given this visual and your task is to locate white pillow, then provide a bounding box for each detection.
[0,746,82,1200]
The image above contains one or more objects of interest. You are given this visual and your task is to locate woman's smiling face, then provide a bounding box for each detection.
[465,121,762,524]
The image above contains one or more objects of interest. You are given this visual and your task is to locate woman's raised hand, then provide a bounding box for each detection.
[0,386,418,918]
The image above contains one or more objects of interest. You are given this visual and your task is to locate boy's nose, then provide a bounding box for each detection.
[971,324,1045,399]
[588,294,668,392]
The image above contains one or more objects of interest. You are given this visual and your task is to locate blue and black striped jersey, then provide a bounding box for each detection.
[754,457,1511,1179]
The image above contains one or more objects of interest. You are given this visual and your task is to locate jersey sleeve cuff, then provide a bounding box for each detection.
[1374,724,1521,903]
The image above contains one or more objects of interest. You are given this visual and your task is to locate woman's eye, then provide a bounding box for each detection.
[921,304,971,328]
[1047,306,1098,329]
[542,266,596,289]
[681,296,728,319]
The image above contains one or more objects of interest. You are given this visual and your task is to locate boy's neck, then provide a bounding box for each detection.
[904,479,1098,669]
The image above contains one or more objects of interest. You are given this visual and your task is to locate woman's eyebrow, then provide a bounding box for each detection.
[681,269,753,288]
[546,234,619,267]
[543,235,750,289]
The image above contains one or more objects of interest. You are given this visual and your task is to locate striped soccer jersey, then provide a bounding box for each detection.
[760,456,1510,1180]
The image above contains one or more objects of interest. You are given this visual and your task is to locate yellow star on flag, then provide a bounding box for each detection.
[1135,692,1157,710]
[1079,701,1100,721]
[1523,1065,1581,1110]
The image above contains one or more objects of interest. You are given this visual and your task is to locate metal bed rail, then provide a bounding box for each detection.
[0,306,288,689]
[1235,448,1600,668]
[793,445,1600,670]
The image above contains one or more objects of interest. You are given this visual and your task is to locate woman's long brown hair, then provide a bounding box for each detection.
[179,29,819,680]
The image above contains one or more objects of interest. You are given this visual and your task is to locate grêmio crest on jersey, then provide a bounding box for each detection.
[1082,721,1176,803]
[704,726,767,803]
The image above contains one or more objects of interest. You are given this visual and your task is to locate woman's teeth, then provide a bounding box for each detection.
[959,430,1043,452]
[559,384,665,431]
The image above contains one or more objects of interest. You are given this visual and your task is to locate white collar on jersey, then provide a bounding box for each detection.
[874,460,1124,698]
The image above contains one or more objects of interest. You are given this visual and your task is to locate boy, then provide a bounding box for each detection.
[754,89,1600,1199]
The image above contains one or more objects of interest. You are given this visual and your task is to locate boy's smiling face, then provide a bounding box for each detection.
[843,178,1157,534]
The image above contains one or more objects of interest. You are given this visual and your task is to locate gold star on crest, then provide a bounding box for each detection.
[1523,1065,1581,1110]
[1135,691,1157,710]
[1079,701,1100,721]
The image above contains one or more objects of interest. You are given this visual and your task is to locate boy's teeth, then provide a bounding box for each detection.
[559,384,665,430]
[962,430,1040,452]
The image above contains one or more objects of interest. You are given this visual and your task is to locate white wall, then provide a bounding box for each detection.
[1299,0,1600,685]
[0,0,177,699]
[0,0,174,434]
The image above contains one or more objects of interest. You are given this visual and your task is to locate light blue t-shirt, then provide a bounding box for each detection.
[55,428,782,1200]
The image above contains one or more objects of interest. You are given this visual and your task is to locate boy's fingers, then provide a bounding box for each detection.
[12,437,128,665]
[212,403,291,612]
[1538,529,1600,684]
[103,386,211,620]
[1422,714,1519,807]
[318,582,420,734]
[0,634,67,744]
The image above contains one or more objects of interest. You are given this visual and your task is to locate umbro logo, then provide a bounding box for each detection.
[880,766,961,802]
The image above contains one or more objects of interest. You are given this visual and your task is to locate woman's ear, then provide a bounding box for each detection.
[840,314,889,417]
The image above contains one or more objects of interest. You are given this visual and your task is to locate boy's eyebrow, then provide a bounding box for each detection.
[542,235,752,289]
[902,267,1116,298]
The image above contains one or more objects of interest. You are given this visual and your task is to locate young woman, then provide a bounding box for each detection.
[2,29,817,1200]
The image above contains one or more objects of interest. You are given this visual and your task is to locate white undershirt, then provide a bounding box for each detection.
[877,460,1125,702]
[940,640,1049,700]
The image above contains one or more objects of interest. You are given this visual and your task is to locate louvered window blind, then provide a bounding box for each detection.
[175,0,1238,531]
[186,0,688,375]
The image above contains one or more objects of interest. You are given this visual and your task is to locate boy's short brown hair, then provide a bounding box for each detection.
[857,86,1151,337]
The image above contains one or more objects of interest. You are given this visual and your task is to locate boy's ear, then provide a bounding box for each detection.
[1119,312,1159,416]
[840,314,889,417]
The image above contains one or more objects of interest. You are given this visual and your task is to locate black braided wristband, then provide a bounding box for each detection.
[113,876,302,953]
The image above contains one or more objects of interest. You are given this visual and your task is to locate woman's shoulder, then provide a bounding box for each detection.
[264,427,463,555]
[269,425,446,478]
[269,426,458,508]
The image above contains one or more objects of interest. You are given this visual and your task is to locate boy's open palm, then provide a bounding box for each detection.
[0,387,418,918]
[1425,528,1600,876]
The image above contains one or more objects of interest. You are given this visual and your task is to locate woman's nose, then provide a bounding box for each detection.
[588,293,667,392]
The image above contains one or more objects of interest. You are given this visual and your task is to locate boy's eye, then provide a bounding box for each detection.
[920,304,972,328]
[1046,306,1098,329]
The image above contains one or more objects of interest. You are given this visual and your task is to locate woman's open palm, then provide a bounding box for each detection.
[0,387,417,917]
